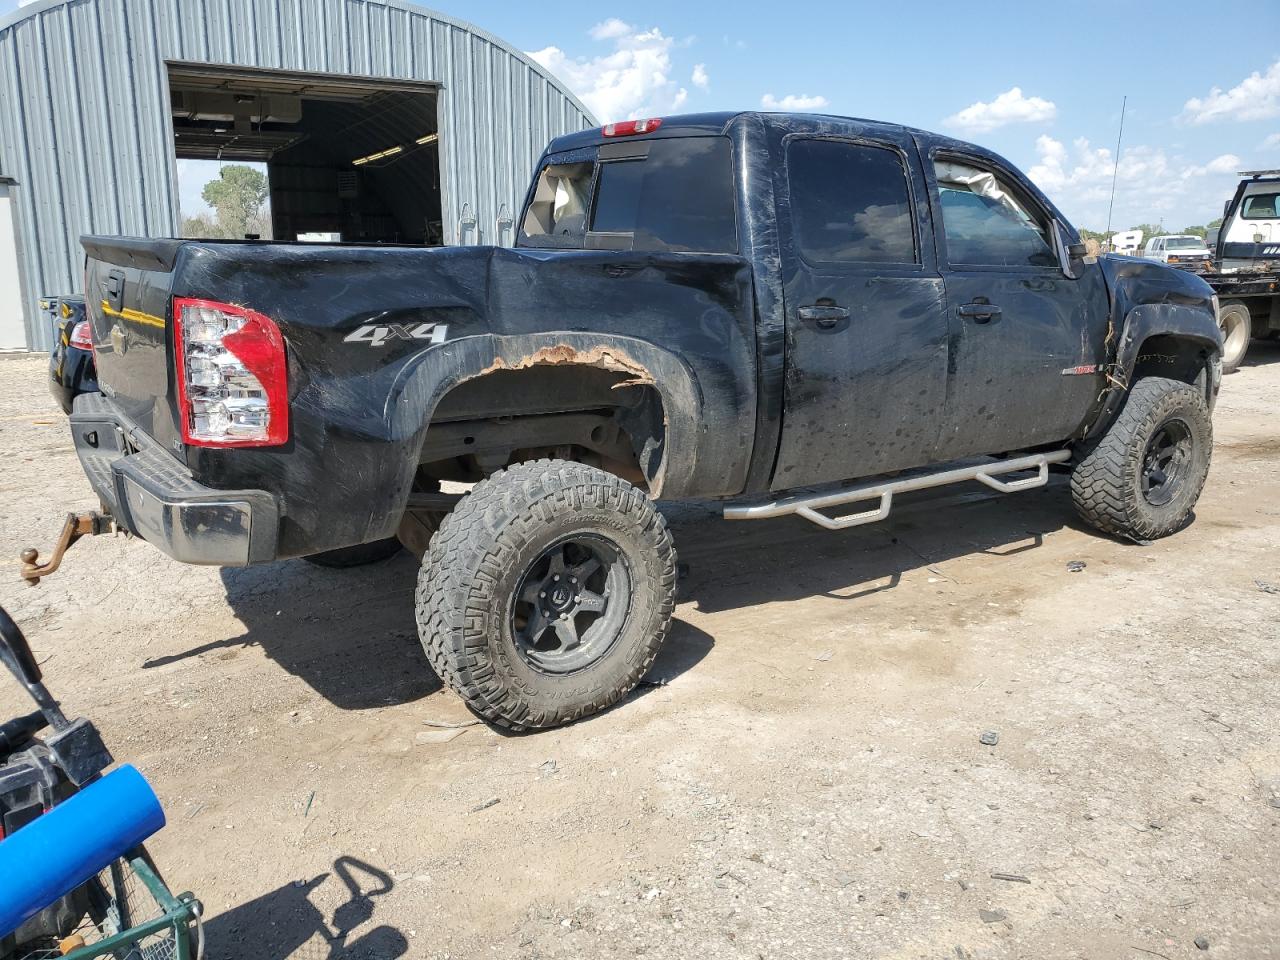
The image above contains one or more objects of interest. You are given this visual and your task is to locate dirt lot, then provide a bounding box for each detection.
[1,349,1278,959]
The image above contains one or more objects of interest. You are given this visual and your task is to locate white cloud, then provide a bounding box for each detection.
[528,21,689,123]
[1180,59,1280,124]
[760,93,829,111]
[944,87,1056,133]
[1201,153,1242,174]
[589,18,632,41]
[691,63,709,89]
[1027,134,1242,229]
[1261,132,1280,151]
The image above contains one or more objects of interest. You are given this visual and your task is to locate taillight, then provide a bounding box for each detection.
[601,117,663,137]
[68,320,93,351]
[172,297,288,447]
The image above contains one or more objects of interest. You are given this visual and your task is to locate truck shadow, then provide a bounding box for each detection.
[148,479,1074,710]
[200,856,408,960]
[147,551,714,713]
[144,553,434,710]
[667,479,1078,615]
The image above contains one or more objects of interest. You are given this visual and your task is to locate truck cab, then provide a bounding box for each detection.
[1216,170,1280,274]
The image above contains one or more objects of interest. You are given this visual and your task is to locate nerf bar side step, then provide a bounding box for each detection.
[724,450,1072,531]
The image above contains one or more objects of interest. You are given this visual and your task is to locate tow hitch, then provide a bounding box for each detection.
[19,511,112,586]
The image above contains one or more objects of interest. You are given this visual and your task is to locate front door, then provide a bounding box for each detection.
[773,133,950,491]
[923,152,1110,460]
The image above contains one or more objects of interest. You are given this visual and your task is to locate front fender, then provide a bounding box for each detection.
[386,332,706,500]
[1083,301,1222,441]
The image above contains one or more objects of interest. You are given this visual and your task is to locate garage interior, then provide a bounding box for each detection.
[167,62,442,244]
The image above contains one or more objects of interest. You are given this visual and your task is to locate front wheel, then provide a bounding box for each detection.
[1218,300,1251,374]
[1070,375,1212,541]
[415,459,677,730]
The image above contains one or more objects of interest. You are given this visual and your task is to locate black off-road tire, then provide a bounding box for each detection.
[1071,375,1212,541]
[303,537,402,568]
[415,459,677,730]
[1218,300,1251,374]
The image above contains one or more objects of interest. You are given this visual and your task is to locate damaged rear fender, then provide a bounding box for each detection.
[386,332,704,497]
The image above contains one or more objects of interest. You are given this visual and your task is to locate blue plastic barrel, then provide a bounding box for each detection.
[0,764,165,938]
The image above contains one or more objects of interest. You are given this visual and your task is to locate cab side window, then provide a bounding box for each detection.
[787,139,918,264]
[934,159,1057,268]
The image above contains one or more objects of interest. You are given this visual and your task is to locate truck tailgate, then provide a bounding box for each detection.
[81,237,186,451]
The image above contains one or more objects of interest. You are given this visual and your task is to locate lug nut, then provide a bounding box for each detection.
[539,591,546,598]
[553,574,560,582]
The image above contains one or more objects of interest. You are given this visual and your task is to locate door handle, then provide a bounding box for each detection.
[798,304,850,328]
[957,301,1001,323]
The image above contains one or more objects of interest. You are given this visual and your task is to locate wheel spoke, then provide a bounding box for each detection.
[524,607,551,644]
[569,556,601,582]
[552,616,580,651]
[577,589,607,613]
[546,548,567,577]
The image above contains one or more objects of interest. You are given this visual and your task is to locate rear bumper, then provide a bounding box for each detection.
[69,394,278,565]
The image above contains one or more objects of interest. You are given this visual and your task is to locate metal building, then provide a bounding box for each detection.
[0,0,595,351]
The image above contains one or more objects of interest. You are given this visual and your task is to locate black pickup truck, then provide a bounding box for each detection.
[39,111,1223,730]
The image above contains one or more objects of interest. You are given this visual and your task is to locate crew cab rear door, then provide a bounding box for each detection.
[921,147,1110,460]
[772,130,949,491]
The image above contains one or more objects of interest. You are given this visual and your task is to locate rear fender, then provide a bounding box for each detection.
[386,332,703,499]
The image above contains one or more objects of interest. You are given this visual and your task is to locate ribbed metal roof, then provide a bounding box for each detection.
[0,0,595,350]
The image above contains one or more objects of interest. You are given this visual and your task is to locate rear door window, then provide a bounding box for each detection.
[787,138,918,264]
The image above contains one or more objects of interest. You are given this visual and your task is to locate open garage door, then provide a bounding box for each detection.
[167,63,442,244]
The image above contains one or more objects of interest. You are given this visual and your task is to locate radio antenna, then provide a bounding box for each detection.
[1104,95,1127,243]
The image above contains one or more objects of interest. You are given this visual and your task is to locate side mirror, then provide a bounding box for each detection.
[0,605,42,687]
[1051,219,1084,280]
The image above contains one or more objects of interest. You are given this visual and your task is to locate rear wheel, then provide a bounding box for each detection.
[1218,300,1251,373]
[1071,375,1212,541]
[415,459,677,730]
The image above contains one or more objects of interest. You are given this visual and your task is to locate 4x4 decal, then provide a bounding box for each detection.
[344,322,449,347]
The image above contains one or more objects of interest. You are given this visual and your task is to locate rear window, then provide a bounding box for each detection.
[1241,193,1279,219]
[519,137,737,254]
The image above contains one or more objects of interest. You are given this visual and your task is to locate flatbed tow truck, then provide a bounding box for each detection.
[1201,169,1280,372]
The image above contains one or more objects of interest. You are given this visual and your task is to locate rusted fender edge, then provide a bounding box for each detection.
[384,332,704,498]
[1082,302,1223,441]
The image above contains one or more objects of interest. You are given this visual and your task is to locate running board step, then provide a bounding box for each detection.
[723,451,1072,531]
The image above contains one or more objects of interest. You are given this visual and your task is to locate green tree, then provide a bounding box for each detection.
[201,165,270,239]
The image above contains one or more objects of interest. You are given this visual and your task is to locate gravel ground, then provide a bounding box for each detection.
[1,348,1278,960]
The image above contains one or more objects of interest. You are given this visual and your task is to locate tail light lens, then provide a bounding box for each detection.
[172,297,288,447]
[68,320,93,351]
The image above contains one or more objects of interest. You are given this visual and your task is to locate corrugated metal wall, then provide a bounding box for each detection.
[0,0,595,350]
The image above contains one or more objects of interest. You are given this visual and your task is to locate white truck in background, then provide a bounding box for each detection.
[1201,170,1280,373]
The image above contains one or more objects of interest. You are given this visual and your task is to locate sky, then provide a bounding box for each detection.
[3,0,1278,232]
